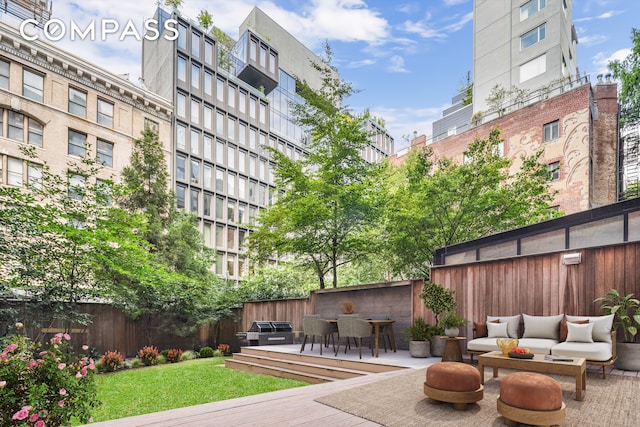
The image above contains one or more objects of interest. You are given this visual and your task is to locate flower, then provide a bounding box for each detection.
[35,421,45,427]
[63,334,71,341]
[15,322,23,329]
[59,388,67,395]
[82,345,89,351]
[6,343,18,353]
[57,363,66,370]
[29,413,39,422]
[58,400,65,408]
[0,381,6,388]
[12,406,32,420]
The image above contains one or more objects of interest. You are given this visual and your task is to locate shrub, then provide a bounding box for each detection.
[160,349,170,358]
[0,322,98,426]
[138,345,159,366]
[166,348,183,363]
[129,359,142,368]
[217,343,230,354]
[213,349,224,357]
[199,346,214,358]
[101,350,124,372]
[157,354,167,364]
[181,350,197,361]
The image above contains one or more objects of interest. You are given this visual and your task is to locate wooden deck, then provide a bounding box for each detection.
[85,344,637,427]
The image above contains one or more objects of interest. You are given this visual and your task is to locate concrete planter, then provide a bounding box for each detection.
[615,342,640,371]
[409,340,431,358]
[431,336,445,357]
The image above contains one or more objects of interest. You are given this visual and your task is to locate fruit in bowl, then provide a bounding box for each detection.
[508,347,534,358]
[511,347,530,354]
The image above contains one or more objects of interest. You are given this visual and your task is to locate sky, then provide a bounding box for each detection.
[13,0,640,151]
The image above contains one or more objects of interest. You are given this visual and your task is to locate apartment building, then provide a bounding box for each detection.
[142,6,394,280]
[0,20,172,199]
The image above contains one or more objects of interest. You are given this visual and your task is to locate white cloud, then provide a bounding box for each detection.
[386,55,409,73]
[368,105,444,151]
[347,59,376,68]
[443,0,469,6]
[441,12,473,32]
[592,48,631,76]
[578,34,608,47]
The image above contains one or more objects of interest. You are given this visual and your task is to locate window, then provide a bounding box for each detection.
[97,99,114,127]
[190,129,199,155]
[27,163,42,189]
[249,97,256,120]
[215,197,224,219]
[205,41,213,66]
[204,135,213,160]
[8,110,24,142]
[216,111,224,134]
[7,157,22,187]
[190,99,200,124]
[227,200,235,223]
[521,23,546,50]
[239,91,246,114]
[204,164,213,188]
[23,69,43,102]
[520,0,546,21]
[227,227,236,250]
[259,45,267,68]
[191,32,200,58]
[520,54,546,83]
[177,92,186,118]
[215,253,223,274]
[269,52,276,74]
[544,120,559,142]
[68,87,87,117]
[177,56,187,82]
[238,204,246,223]
[204,193,212,216]
[68,129,86,157]
[177,24,187,50]
[204,105,213,130]
[216,225,224,246]
[204,71,212,96]
[227,145,236,169]
[191,63,200,89]
[176,154,186,180]
[548,161,560,181]
[68,173,85,200]
[216,78,224,102]
[190,189,199,213]
[228,118,235,141]
[227,172,235,196]
[190,159,199,183]
[176,185,186,209]
[238,176,246,199]
[177,124,186,150]
[97,140,114,167]
[238,150,247,173]
[216,168,224,192]
[0,59,9,89]
[216,141,224,164]
[228,85,235,108]
[259,103,266,125]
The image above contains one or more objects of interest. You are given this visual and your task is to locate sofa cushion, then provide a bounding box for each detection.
[559,317,589,341]
[487,315,521,338]
[551,341,613,362]
[566,322,594,342]
[522,314,564,340]
[566,314,614,342]
[518,338,558,354]
[487,321,509,338]
[467,337,500,352]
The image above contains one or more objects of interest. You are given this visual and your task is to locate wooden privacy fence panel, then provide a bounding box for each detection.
[431,242,640,340]
[242,298,310,333]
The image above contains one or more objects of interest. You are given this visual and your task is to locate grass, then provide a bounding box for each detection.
[80,357,308,424]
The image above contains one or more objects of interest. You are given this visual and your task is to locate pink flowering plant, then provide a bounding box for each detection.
[165,348,183,363]
[0,323,98,426]
[100,351,124,372]
[138,345,159,366]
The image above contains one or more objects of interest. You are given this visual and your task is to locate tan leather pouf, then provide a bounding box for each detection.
[424,361,484,411]
[497,372,566,426]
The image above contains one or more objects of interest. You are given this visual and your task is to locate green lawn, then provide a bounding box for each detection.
[81,357,308,424]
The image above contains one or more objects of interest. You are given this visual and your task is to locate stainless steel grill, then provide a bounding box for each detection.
[245,321,293,345]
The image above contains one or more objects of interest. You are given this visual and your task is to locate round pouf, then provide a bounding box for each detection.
[497,372,566,426]
[424,362,483,411]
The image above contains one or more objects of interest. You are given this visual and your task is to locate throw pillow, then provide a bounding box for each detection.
[566,322,594,343]
[566,314,614,342]
[559,318,589,342]
[487,321,509,338]
[474,321,488,338]
[487,315,521,338]
[522,314,564,340]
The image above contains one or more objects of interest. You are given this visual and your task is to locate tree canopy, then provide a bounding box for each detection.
[382,127,559,278]
[248,44,386,289]
[610,28,640,128]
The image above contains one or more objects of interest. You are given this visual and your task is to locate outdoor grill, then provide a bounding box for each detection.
[246,321,293,345]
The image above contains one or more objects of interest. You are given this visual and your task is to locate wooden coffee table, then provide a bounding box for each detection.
[477,351,586,401]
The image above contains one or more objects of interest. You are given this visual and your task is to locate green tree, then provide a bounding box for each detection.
[0,147,159,331]
[610,28,640,127]
[249,43,385,289]
[197,10,213,31]
[383,128,559,278]
[117,126,220,340]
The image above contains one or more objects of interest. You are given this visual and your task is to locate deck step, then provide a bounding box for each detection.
[224,346,407,383]
[224,358,337,383]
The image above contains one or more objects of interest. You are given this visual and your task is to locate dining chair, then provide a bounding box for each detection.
[335,317,374,359]
[300,317,336,355]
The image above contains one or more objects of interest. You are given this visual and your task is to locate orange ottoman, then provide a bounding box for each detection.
[497,372,566,426]
[424,362,483,411]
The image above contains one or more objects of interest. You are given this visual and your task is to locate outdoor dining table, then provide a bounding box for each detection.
[328,319,396,357]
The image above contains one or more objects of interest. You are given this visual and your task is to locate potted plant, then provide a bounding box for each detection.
[440,310,468,338]
[403,316,436,358]
[594,289,640,370]
[419,282,456,356]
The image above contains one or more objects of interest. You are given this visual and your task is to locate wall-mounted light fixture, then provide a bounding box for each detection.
[562,253,582,265]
